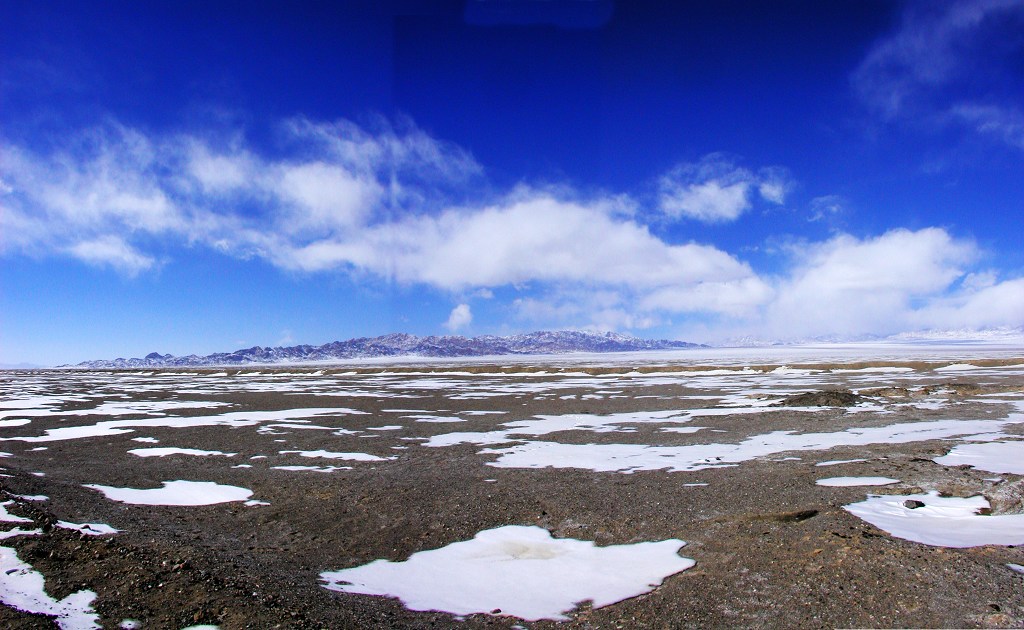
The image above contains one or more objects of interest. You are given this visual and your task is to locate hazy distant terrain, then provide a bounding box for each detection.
[2,345,1024,627]
[69,331,705,368]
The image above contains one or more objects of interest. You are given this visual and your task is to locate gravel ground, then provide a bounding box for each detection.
[1,357,1023,629]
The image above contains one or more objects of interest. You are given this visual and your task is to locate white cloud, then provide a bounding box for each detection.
[658,155,791,223]
[0,118,481,276]
[915,277,1024,331]
[639,277,774,318]
[763,228,979,338]
[66,236,156,276]
[2,118,1022,340]
[756,166,793,205]
[267,194,763,307]
[183,139,255,194]
[662,180,750,223]
[444,304,473,331]
[274,162,380,232]
[513,291,661,332]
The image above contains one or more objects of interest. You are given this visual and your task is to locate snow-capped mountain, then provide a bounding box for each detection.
[69,331,705,368]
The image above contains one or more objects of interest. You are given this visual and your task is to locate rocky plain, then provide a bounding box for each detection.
[1,345,1024,628]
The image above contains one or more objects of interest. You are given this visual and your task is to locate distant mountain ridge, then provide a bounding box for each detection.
[69,330,705,368]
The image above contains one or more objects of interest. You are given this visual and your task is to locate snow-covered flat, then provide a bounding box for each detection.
[1,348,1023,627]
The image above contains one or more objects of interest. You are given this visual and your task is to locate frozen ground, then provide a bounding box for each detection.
[0,344,1023,627]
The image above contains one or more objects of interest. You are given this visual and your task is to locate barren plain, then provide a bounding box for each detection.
[1,345,1024,629]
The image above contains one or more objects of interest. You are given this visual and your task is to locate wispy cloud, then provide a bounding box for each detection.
[808,195,847,223]
[657,154,790,223]
[854,0,1024,150]
[951,104,1024,150]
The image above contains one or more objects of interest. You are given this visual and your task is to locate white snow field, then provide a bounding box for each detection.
[321,525,694,621]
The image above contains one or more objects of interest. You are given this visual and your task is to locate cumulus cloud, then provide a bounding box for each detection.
[764,228,980,338]
[444,304,473,331]
[853,0,1024,149]
[920,277,1024,330]
[658,154,790,223]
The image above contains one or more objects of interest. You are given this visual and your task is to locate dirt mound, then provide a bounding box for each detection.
[859,386,913,398]
[775,390,862,407]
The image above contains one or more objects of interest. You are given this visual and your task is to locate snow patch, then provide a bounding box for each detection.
[279,450,394,462]
[272,465,352,473]
[84,480,253,506]
[321,525,693,621]
[0,528,42,540]
[0,408,354,443]
[815,459,868,467]
[934,441,1024,475]
[127,447,236,458]
[0,545,100,629]
[845,491,1024,547]
[476,417,1024,474]
[56,522,118,536]
[934,363,981,372]
[0,501,33,523]
[816,476,899,487]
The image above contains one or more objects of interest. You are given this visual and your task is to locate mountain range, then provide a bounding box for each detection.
[68,330,705,368]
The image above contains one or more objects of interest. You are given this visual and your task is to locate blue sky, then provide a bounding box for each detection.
[2,0,1023,365]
